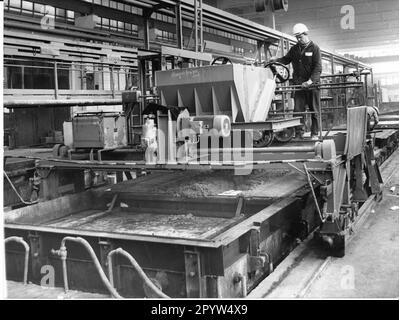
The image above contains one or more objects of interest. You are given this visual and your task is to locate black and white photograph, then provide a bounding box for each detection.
[0,0,398,309]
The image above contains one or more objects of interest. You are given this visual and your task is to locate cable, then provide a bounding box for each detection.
[3,171,38,205]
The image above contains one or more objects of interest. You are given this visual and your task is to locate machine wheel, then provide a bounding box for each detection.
[274,127,295,143]
[254,130,274,147]
[264,61,290,84]
[211,56,232,65]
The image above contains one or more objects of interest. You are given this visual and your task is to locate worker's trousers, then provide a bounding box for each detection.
[294,89,320,136]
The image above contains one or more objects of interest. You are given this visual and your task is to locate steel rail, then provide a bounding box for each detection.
[3,99,123,108]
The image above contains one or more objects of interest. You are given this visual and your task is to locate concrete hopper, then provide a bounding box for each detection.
[155,64,276,123]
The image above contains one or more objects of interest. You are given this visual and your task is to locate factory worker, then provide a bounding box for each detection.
[270,23,322,140]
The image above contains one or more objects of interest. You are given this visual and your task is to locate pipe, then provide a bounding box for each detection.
[3,99,123,108]
[5,237,30,285]
[3,171,38,205]
[278,82,363,89]
[208,145,316,153]
[232,273,247,297]
[107,248,169,299]
[262,252,274,273]
[51,236,122,298]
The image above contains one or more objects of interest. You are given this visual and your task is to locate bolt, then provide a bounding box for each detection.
[189,271,196,277]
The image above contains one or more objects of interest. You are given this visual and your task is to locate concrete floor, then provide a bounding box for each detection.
[305,150,399,298]
[6,281,109,299]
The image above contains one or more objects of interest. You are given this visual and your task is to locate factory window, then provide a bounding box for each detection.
[9,0,22,13]
[233,47,244,55]
[102,17,110,30]
[4,59,69,90]
[21,1,33,14]
[94,0,101,4]
[56,8,65,17]
[334,63,344,74]
[33,3,44,17]
[322,59,332,74]
[155,29,176,42]
[117,2,124,11]
[67,10,74,22]
[55,8,67,22]
[124,23,132,32]
[102,0,109,7]
[96,16,138,36]
[110,19,117,31]
[109,1,117,9]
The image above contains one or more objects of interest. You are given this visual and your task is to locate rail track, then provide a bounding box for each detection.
[248,140,399,298]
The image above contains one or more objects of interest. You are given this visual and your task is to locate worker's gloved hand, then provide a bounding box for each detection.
[301,79,313,88]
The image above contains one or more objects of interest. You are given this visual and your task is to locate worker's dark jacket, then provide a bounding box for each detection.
[276,41,322,85]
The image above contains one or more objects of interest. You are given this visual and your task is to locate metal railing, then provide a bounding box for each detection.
[4,236,30,285]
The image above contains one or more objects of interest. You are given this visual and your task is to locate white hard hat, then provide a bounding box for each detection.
[293,23,309,36]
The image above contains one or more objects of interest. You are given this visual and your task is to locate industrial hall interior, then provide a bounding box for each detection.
[1,0,399,300]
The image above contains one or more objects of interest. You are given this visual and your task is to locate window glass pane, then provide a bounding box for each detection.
[10,0,21,8]
[22,1,33,11]
[56,8,65,17]
[34,3,44,14]
[110,19,117,31]
[110,1,117,9]
[67,10,74,20]
[9,0,21,12]
[102,0,109,7]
